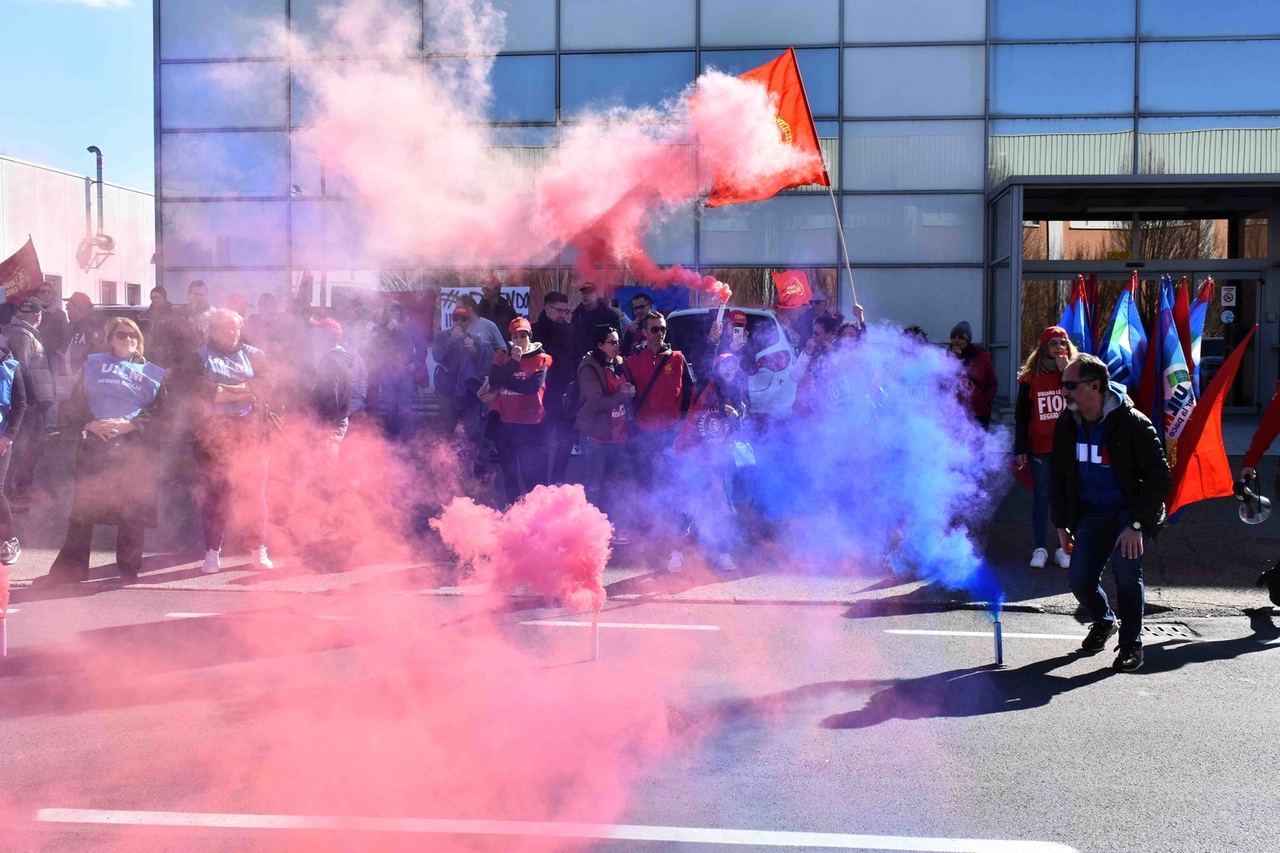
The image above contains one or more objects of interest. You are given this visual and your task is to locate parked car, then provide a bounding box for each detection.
[666,307,798,419]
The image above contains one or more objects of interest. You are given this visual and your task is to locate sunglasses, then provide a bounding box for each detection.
[646,326,666,334]
[1046,338,1070,347]
[1061,379,1096,390]
[113,330,141,342]
[602,338,620,347]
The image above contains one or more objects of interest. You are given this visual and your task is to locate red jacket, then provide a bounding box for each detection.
[1016,370,1067,455]
[956,345,998,420]
[490,345,551,425]
[625,347,691,432]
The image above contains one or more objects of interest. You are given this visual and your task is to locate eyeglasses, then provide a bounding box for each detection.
[1061,379,1095,390]
[602,338,620,347]
[1047,338,1070,347]
[646,326,666,334]
[113,330,141,342]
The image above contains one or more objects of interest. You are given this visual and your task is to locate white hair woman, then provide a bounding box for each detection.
[194,308,273,574]
[42,317,166,584]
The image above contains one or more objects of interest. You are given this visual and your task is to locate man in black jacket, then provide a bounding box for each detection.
[1051,354,1172,673]
[569,283,621,365]
[531,292,576,484]
[477,277,518,343]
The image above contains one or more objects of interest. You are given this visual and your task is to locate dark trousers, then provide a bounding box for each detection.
[51,520,146,580]
[1069,510,1146,648]
[545,407,576,485]
[495,421,547,505]
[1029,453,1052,549]
[0,448,13,541]
[6,406,47,495]
[195,438,268,553]
[631,426,677,492]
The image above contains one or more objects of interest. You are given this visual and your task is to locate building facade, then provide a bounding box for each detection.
[1,155,155,306]
[155,0,1280,408]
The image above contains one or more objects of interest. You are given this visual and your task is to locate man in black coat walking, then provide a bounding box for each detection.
[1051,353,1172,673]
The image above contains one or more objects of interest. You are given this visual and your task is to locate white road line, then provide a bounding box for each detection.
[166,612,220,619]
[521,620,720,631]
[35,809,1079,852]
[164,612,354,622]
[886,629,1087,641]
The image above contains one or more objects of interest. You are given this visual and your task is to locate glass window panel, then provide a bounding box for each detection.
[562,0,695,49]
[846,0,985,43]
[1140,41,1280,114]
[991,0,1134,40]
[644,204,696,265]
[290,129,361,197]
[842,194,984,264]
[494,0,556,51]
[851,267,984,342]
[489,126,557,146]
[292,60,421,127]
[988,118,1134,187]
[161,63,288,129]
[990,44,1134,116]
[702,49,839,116]
[700,196,837,266]
[291,0,421,56]
[1139,116,1280,175]
[844,120,985,191]
[992,194,1012,261]
[291,200,371,268]
[845,46,984,117]
[161,132,289,198]
[701,0,839,47]
[1141,0,1280,37]
[162,201,288,267]
[561,53,696,115]
[160,0,285,60]
[489,55,556,121]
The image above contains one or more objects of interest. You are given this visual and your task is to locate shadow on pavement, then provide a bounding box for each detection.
[820,610,1279,729]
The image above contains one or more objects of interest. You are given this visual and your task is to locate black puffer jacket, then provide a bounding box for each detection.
[1050,382,1172,533]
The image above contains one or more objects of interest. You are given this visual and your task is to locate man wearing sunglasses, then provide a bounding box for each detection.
[1051,354,1171,673]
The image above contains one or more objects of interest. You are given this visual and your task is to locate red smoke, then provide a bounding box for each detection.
[433,484,611,614]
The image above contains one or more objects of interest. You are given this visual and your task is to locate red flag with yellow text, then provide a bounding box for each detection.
[1167,323,1258,514]
[706,48,829,207]
[0,237,42,304]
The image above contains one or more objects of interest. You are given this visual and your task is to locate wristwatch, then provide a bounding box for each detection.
[1131,521,1142,531]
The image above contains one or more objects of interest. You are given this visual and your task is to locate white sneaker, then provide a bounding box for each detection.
[716,552,737,573]
[201,549,221,574]
[0,536,20,566]
[1055,548,1071,569]
[1029,547,1048,568]
[667,550,684,573]
[252,544,274,570]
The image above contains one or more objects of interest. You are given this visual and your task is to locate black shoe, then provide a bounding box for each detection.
[1257,565,1280,608]
[1114,646,1144,672]
[1081,620,1118,653]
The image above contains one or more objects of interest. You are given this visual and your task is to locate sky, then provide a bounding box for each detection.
[0,0,154,192]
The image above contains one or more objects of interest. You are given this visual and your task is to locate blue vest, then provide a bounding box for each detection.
[83,353,165,421]
[199,343,262,418]
[0,358,17,430]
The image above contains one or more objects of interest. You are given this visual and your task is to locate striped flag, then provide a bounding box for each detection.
[1098,271,1147,395]
[1156,276,1196,465]
[1188,277,1213,397]
[1058,275,1095,355]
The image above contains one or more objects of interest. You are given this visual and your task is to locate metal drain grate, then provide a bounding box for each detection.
[1142,622,1197,639]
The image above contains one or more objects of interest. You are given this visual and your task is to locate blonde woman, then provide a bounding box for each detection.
[42,318,166,584]
[1014,325,1077,569]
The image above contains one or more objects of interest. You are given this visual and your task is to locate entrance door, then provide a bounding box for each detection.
[1195,275,1259,410]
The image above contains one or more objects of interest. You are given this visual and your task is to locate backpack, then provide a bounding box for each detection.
[562,379,583,419]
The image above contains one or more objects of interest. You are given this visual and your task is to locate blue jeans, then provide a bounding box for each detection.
[581,436,627,518]
[1029,453,1052,549]
[1069,510,1146,648]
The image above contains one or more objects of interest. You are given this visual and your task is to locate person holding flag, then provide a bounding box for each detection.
[1051,354,1171,673]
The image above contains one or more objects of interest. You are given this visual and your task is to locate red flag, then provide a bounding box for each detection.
[706,48,829,207]
[1172,275,1193,385]
[0,237,42,304]
[1167,323,1258,514]
[1135,281,1157,415]
[772,269,812,308]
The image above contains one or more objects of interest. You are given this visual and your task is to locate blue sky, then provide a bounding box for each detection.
[0,0,154,192]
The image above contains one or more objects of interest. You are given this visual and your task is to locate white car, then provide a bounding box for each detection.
[665,307,799,419]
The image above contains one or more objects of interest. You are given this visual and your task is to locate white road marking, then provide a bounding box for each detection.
[521,619,720,631]
[35,808,1079,852]
[166,612,219,619]
[164,612,353,622]
[886,629,1087,641]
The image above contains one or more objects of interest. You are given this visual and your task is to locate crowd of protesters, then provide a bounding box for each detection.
[14,273,1278,671]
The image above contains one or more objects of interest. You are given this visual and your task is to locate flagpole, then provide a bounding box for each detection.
[826,182,863,327]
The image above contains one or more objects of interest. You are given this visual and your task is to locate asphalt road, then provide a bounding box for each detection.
[2,588,1278,853]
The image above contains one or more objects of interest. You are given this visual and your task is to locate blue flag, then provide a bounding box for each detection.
[1156,276,1196,453]
[1098,272,1147,396]
[1058,275,1095,355]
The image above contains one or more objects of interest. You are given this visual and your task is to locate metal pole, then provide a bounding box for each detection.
[2,617,7,658]
[993,614,1004,667]
[592,615,600,662]
[826,183,862,324]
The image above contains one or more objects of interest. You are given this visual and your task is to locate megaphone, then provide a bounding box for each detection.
[1234,474,1271,525]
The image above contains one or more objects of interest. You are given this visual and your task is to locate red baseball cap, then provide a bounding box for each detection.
[727,310,748,328]
[509,316,532,335]
[1041,325,1069,343]
[310,317,343,339]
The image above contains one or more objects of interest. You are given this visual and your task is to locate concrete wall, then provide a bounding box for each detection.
[0,155,155,303]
